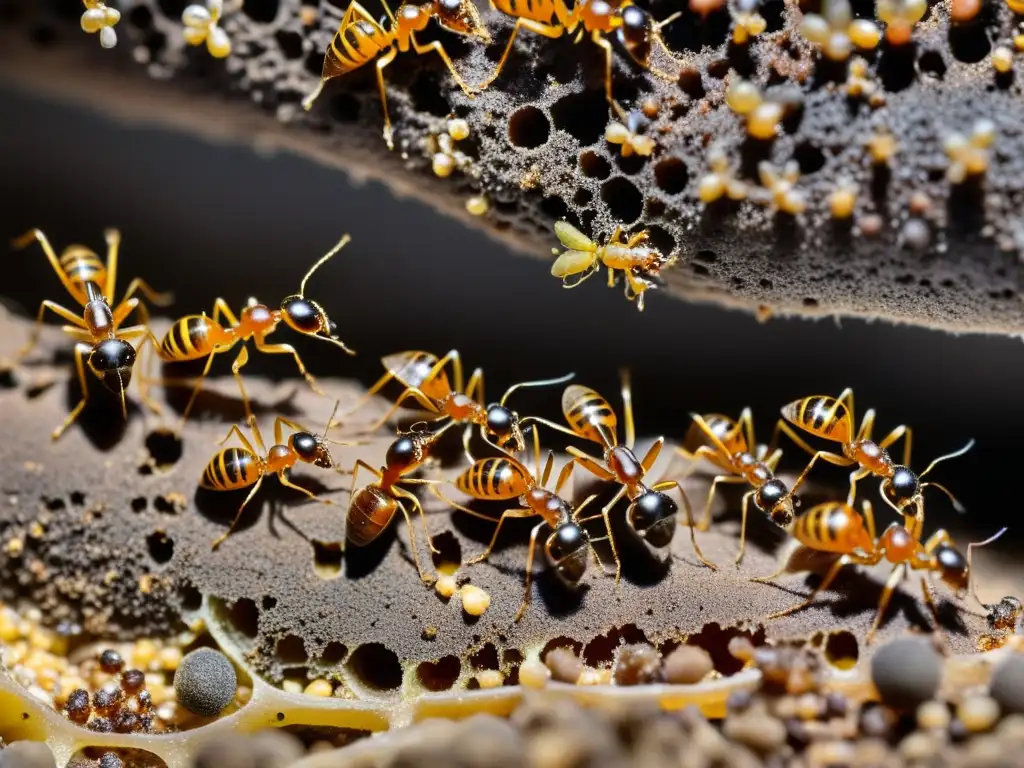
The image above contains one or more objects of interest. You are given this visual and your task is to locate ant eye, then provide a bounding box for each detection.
[89,339,136,392]
[281,296,322,334]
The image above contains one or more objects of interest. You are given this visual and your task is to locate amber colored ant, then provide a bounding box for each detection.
[772,389,973,535]
[675,409,796,564]
[559,370,714,579]
[752,499,1005,643]
[475,0,681,117]
[434,429,608,620]
[347,421,457,582]
[338,349,577,460]
[202,401,354,550]
[11,228,172,440]
[302,0,489,149]
[551,221,676,311]
[149,235,354,429]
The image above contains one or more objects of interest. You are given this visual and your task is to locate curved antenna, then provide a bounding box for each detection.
[967,526,1009,610]
[920,482,967,514]
[299,234,351,297]
[499,371,576,406]
[919,438,975,479]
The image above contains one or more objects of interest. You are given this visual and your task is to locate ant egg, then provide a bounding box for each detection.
[868,132,898,164]
[447,118,470,141]
[747,102,784,140]
[432,153,456,178]
[993,46,1014,73]
[466,196,489,216]
[726,80,762,114]
[461,585,491,616]
[829,182,858,219]
[476,670,504,688]
[435,573,457,598]
[303,678,333,697]
[518,659,551,689]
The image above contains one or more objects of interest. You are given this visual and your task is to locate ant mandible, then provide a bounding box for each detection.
[202,401,354,550]
[347,420,457,582]
[559,370,715,579]
[752,499,1006,643]
[302,0,490,149]
[773,388,972,536]
[675,408,796,564]
[12,228,172,440]
[434,428,608,621]
[551,221,676,311]
[150,235,354,430]
[338,348,577,461]
[475,0,681,118]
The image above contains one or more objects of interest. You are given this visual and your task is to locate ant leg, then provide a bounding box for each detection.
[770,419,821,459]
[52,343,93,440]
[606,266,617,288]
[364,386,439,433]
[837,387,856,430]
[639,436,663,474]
[119,322,163,416]
[466,508,535,565]
[349,459,382,501]
[211,475,264,550]
[217,424,256,454]
[620,367,635,448]
[790,450,854,496]
[845,468,870,507]
[589,31,628,119]
[253,337,322,395]
[396,486,440,555]
[16,300,88,361]
[102,228,120,302]
[866,564,906,644]
[272,415,312,446]
[855,409,877,443]
[375,47,399,150]
[920,576,943,634]
[878,424,913,468]
[766,556,850,620]
[554,458,576,497]
[653,480,716,569]
[693,474,746,532]
[118,277,174,310]
[861,499,878,542]
[672,444,723,481]
[394,490,436,582]
[737,407,756,452]
[278,472,336,507]
[566,446,616,481]
[464,367,485,407]
[736,489,755,565]
[921,528,953,554]
[410,34,476,99]
[334,368,396,427]
[474,18,564,91]
[11,229,83,300]
[176,350,222,430]
[514,522,547,622]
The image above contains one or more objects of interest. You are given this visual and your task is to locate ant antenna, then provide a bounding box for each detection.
[919,438,975,479]
[299,234,351,297]
[967,526,1009,609]
[498,371,576,406]
[920,482,967,514]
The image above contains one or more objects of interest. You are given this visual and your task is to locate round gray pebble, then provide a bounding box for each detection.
[990,654,1024,714]
[174,648,238,717]
[0,742,57,768]
[870,637,941,710]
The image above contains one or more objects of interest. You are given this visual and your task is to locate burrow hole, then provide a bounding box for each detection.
[242,0,279,23]
[322,642,348,665]
[508,106,550,149]
[601,177,644,223]
[228,598,259,639]
[793,141,826,175]
[824,630,859,670]
[146,531,174,564]
[312,540,344,580]
[346,644,402,691]
[145,430,182,471]
[654,157,689,195]
[416,655,462,692]
[551,90,609,145]
[430,530,462,572]
[580,151,612,179]
[276,634,308,665]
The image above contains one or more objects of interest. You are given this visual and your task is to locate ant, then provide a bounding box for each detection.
[149,235,354,429]
[475,0,681,118]
[12,228,172,440]
[772,389,973,535]
[434,429,608,621]
[202,401,353,550]
[347,420,457,582]
[752,499,1006,643]
[675,408,796,564]
[978,595,1023,650]
[551,221,676,311]
[559,370,715,579]
[339,349,577,460]
[302,0,490,149]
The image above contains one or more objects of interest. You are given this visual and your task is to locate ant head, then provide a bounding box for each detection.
[987,596,1023,632]
[880,524,917,563]
[755,479,794,527]
[88,339,137,395]
[280,295,329,336]
[934,543,969,594]
[386,433,423,471]
[618,5,653,60]
[432,0,490,41]
[485,404,525,452]
[628,490,677,549]
[545,522,588,585]
[290,431,332,468]
[883,465,920,506]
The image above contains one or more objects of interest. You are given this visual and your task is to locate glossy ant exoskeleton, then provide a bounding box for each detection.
[675,408,796,564]
[559,370,715,579]
[773,389,972,536]
[202,401,352,550]
[752,499,1005,643]
[12,228,172,439]
[434,429,607,621]
[150,235,354,429]
[338,349,576,461]
[302,0,490,149]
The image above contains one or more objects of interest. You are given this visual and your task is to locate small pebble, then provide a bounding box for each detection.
[99,649,124,674]
[902,218,930,250]
[870,637,941,710]
[466,196,489,217]
[544,647,584,684]
[825,692,848,718]
[112,711,139,733]
[958,694,1001,733]
[664,645,713,684]
[0,742,57,768]
[859,213,884,237]
[899,731,938,761]
[92,685,122,714]
[251,730,305,768]
[120,669,145,694]
[861,705,895,739]
[64,688,91,724]
[990,654,1024,714]
[729,636,756,664]
[614,644,663,686]
[98,754,124,768]
[461,585,491,616]
[728,689,754,713]
[917,700,951,731]
[519,659,551,689]
[173,648,238,717]
[87,716,113,733]
[724,713,788,753]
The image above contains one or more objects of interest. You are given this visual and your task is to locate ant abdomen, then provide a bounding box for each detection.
[347,485,397,547]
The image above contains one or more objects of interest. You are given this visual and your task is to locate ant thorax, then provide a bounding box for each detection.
[237,303,279,336]
[607,445,643,484]
[845,438,891,475]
